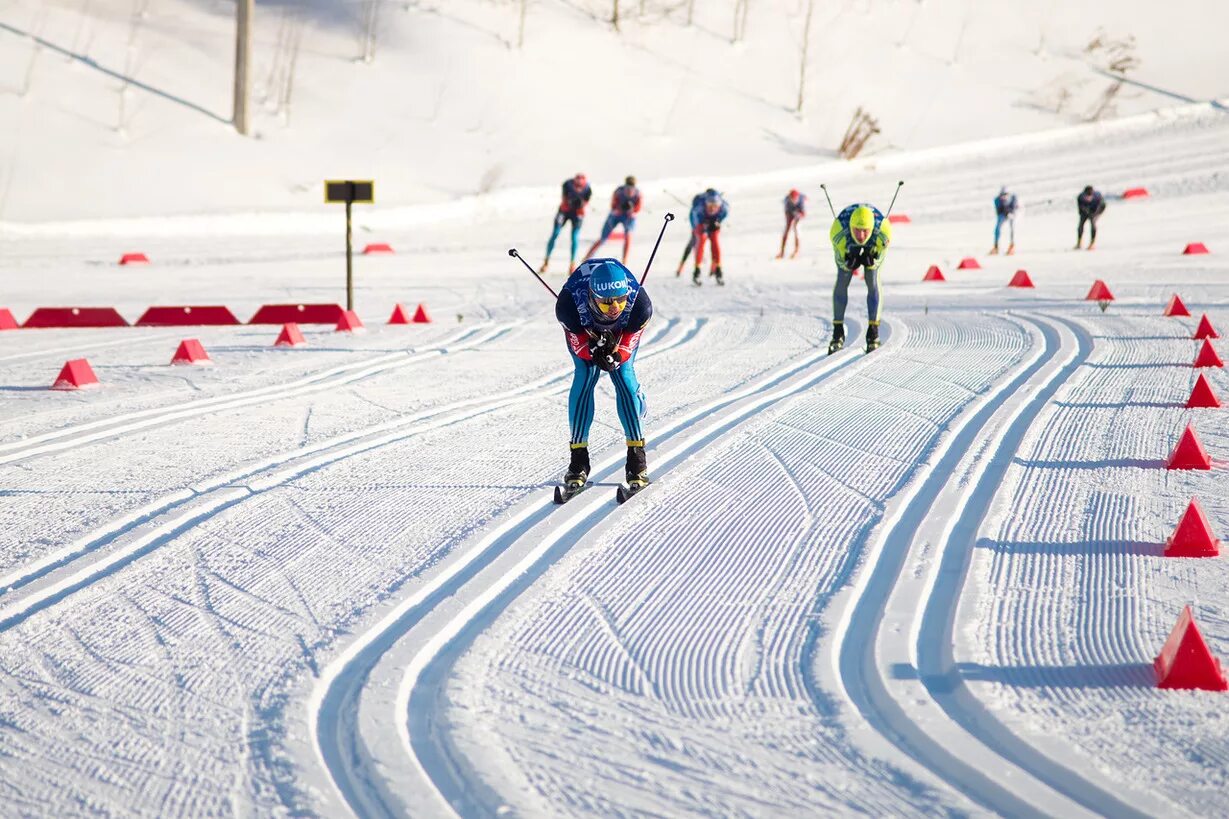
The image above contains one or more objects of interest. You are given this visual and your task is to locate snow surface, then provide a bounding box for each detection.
[4,0,1229,814]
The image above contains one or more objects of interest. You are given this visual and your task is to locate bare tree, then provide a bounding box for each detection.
[732,0,750,42]
[686,0,695,25]
[518,0,527,48]
[839,107,880,159]
[796,0,814,113]
[612,0,620,31]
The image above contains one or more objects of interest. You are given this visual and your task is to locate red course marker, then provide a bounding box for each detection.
[956,257,981,270]
[1165,499,1221,558]
[1194,314,1219,340]
[412,303,432,323]
[1194,340,1224,368]
[336,310,365,333]
[274,323,307,347]
[119,252,150,265]
[51,358,100,390]
[0,308,18,330]
[1167,424,1212,470]
[1085,280,1114,302]
[1007,270,1034,288]
[1164,294,1191,317]
[1183,242,1210,255]
[923,266,945,282]
[171,339,212,366]
[1186,374,1221,408]
[1155,606,1228,690]
[389,303,412,325]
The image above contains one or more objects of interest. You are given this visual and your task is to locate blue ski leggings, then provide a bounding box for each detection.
[547,212,583,262]
[568,346,646,446]
[994,213,1015,246]
[833,266,881,325]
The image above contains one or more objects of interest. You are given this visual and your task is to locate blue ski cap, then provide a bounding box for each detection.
[587,259,631,300]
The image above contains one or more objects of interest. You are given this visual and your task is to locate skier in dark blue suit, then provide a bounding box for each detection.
[540,173,593,273]
[1076,185,1106,250]
[555,258,653,494]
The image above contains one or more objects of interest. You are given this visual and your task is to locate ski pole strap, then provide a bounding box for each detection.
[639,213,675,286]
[508,248,559,299]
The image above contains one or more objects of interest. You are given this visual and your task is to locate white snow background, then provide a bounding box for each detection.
[2,0,1229,816]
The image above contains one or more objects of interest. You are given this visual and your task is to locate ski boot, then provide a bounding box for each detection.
[865,323,881,353]
[827,322,846,355]
[713,266,725,286]
[1006,243,1015,256]
[617,444,650,504]
[1074,240,1083,250]
[554,445,590,504]
[692,267,702,286]
[539,259,550,274]
[1087,241,1096,251]
[989,245,1000,255]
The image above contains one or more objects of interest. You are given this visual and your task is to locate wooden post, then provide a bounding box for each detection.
[233,0,254,135]
[345,198,354,311]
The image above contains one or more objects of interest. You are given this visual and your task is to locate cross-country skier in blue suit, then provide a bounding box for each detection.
[991,186,1018,255]
[540,173,593,273]
[555,258,653,496]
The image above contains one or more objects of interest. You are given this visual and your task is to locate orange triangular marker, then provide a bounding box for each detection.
[275,323,306,347]
[1085,280,1114,301]
[170,339,212,366]
[956,257,981,270]
[412,303,432,323]
[1167,424,1212,470]
[389,303,411,325]
[1183,242,1210,255]
[1164,294,1191,317]
[51,358,100,390]
[336,310,365,332]
[1194,314,1219,340]
[923,266,945,282]
[1195,340,1224,368]
[1155,606,1228,690]
[1187,374,1221,408]
[1008,270,1034,288]
[1165,499,1221,557]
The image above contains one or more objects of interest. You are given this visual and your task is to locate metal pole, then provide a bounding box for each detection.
[640,213,674,285]
[884,180,905,218]
[819,183,837,218]
[345,199,354,311]
[508,249,560,299]
[233,0,253,135]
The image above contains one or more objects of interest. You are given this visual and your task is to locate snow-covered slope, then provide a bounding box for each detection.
[1,100,1228,815]
[2,0,1227,222]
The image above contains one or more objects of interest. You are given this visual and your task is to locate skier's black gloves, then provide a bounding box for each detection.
[593,351,619,371]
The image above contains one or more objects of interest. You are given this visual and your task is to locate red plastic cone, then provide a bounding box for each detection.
[1183,242,1210,255]
[412,303,432,323]
[0,308,17,330]
[170,339,212,366]
[1164,294,1191,317]
[888,214,911,224]
[1155,606,1228,690]
[1008,270,1034,288]
[956,257,981,270]
[923,266,946,282]
[335,310,365,332]
[362,243,394,254]
[1194,339,1224,368]
[1122,187,1150,199]
[389,303,412,324]
[1165,499,1221,557]
[1194,314,1219,340]
[119,252,150,265]
[274,323,306,347]
[1167,425,1212,470]
[1187,374,1221,408]
[51,358,99,390]
[1085,280,1115,301]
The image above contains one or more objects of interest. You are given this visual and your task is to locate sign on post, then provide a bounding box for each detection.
[325,180,375,311]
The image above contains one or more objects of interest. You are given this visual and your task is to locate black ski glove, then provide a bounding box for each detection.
[593,350,619,371]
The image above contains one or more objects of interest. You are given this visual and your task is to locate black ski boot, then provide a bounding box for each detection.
[554,445,590,503]
[692,267,702,287]
[827,322,846,355]
[713,266,725,286]
[617,445,650,503]
[865,323,881,353]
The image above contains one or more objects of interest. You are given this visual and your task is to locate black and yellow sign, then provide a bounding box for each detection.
[325,180,374,204]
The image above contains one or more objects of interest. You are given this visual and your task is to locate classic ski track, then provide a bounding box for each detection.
[305,318,881,819]
[0,321,515,466]
[0,317,697,631]
[826,312,1154,817]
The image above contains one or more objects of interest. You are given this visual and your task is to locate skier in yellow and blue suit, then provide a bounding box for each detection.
[828,203,892,354]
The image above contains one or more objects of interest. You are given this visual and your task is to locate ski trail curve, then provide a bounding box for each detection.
[827,312,1154,817]
[306,321,879,818]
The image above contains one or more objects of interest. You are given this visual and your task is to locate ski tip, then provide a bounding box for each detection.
[553,486,565,504]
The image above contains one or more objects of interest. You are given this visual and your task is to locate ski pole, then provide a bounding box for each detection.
[508,248,559,299]
[819,183,837,218]
[640,213,675,285]
[884,180,904,218]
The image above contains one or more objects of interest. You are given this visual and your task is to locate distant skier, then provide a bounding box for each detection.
[555,258,653,501]
[1076,185,1106,250]
[777,189,807,259]
[540,173,593,273]
[991,186,1018,255]
[584,176,642,264]
[677,189,728,286]
[828,203,892,354]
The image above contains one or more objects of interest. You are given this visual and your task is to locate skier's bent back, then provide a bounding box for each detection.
[555,258,653,494]
[829,203,892,354]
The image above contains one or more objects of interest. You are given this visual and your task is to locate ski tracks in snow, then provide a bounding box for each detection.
[306,321,875,818]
